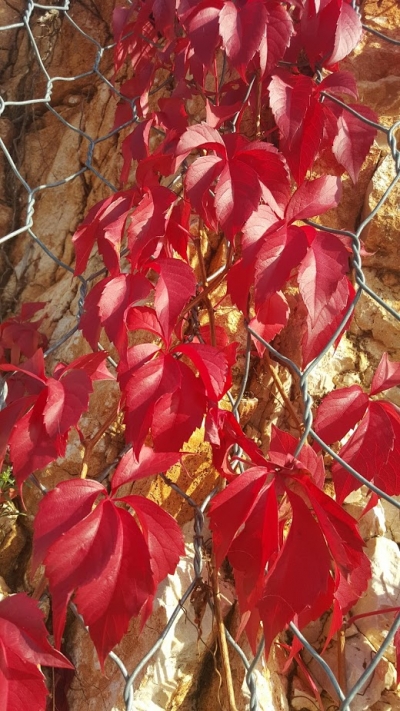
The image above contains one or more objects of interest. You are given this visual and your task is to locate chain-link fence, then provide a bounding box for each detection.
[0,1,399,710]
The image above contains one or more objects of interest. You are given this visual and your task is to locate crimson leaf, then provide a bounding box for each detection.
[314,385,369,445]
[219,0,267,80]
[259,490,334,655]
[5,352,110,490]
[370,352,400,395]
[80,273,151,353]
[0,593,73,711]
[151,258,197,344]
[176,126,289,236]
[32,480,183,667]
[72,191,137,276]
[111,446,180,492]
[332,104,378,184]
[332,400,400,502]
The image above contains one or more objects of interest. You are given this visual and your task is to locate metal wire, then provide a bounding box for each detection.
[1,2,400,710]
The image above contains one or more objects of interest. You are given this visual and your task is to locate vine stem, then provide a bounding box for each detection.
[210,546,239,711]
[255,70,262,140]
[178,240,234,324]
[80,404,119,479]
[264,351,303,434]
[337,629,347,695]
[195,220,217,346]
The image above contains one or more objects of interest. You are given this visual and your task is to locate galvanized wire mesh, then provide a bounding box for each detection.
[0,1,400,710]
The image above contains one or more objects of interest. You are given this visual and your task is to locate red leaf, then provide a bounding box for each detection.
[287,100,325,184]
[72,191,137,276]
[235,141,290,217]
[285,176,342,224]
[319,71,358,100]
[127,306,164,341]
[269,71,327,183]
[42,372,91,438]
[32,479,103,573]
[164,199,192,261]
[254,224,308,308]
[370,352,400,395]
[9,376,89,490]
[111,446,180,492]
[327,2,363,66]
[127,187,177,269]
[120,119,153,184]
[151,362,207,450]
[55,352,115,382]
[219,0,267,79]
[228,482,279,610]
[114,64,154,128]
[205,406,266,477]
[300,275,353,366]
[302,478,366,576]
[121,351,181,453]
[269,72,314,149]
[324,556,371,652]
[151,258,197,344]
[80,273,152,353]
[314,385,369,445]
[152,0,176,38]
[298,230,350,328]
[158,98,188,135]
[0,395,37,473]
[258,3,293,79]
[332,401,395,503]
[259,491,334,655]
[119,337,212,453]
[228,205,280,313]
[269,425,325,488]
[0,303,47,364]
[0,350,46,385]
[205,100,243,129]
[209,466,271,569]
[177,342,236,401]
[214,157,262,237]
[296,0,341,69]
[117,342,160,394]
[185,154,222,229]
[0,594,72,711]
[119,494,184,596]
[249,291,289,357]
[395,629,400,686]
[332,104,377,183]
[185,0,222,68]
[7,358,98,486]
[33,480,156,667]
[175,123,226,162]
[178,128,289,236]
[372,401,400,496]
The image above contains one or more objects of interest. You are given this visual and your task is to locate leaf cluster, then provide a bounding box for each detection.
[0,1,399,708]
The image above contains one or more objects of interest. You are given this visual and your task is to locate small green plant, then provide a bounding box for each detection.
[0,465,15,492]
[0,464,19,516]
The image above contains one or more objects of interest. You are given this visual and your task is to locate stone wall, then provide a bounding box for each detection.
[0,1,399,710]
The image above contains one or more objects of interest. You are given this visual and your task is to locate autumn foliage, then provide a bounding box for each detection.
[1,0,399,708]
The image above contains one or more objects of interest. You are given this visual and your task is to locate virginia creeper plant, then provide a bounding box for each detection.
[0,0,399,708]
